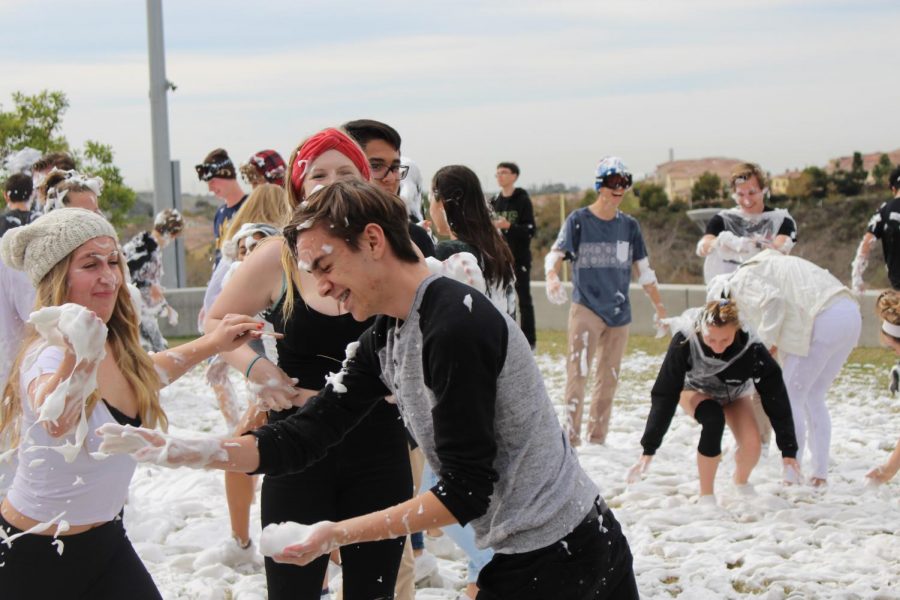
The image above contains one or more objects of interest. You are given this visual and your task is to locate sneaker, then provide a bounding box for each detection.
[414,550,439,583]
[193,536,262,569]
[889,365,899,396]
[734,483,757,497]
[697,494,717,506]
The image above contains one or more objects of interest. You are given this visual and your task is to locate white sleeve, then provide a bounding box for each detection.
[636,257,658,286]
[20,345,65,394]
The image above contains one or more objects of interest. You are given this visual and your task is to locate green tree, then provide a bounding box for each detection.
[802,166,829,199]
[833,152,867,196]
[691,171,722,207]
[79,140,135,226]
[0,90,70,157]
[872,153,893,188]
[0,90,135,225]
[633,181,668,211]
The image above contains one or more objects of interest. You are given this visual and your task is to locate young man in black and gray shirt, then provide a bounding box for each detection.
[99,180,639,599]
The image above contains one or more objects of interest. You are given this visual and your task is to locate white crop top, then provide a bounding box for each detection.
[6,345,137,525]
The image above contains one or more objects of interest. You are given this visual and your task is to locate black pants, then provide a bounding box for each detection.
[262,405,412,600]
[476,501,639,600]
[0,513,161,600]
[515,261,536,347]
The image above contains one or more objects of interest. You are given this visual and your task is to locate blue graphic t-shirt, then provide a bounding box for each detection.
[553,208,648,326]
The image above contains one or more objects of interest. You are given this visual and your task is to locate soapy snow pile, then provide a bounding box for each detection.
[111,350,899,599]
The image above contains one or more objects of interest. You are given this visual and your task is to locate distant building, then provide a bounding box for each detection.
[770,169,803,196]
[651,157,746,203]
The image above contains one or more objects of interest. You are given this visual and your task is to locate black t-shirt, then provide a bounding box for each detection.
[0,208,37,238]
[408,222,436,258]
[867,197,900,289]
[705,206,797,240]
[491,188,535,265]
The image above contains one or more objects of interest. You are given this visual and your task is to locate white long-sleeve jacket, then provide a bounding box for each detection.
[708,249,855,357]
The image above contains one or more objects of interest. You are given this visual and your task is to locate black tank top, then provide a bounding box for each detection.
[268,286,375,423]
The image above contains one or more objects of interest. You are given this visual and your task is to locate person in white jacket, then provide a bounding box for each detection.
[708,249,861,486]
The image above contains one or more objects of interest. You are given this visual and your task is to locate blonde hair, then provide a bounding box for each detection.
[730,162,769,191]
[876,290,900,326]
[223,184,292,242]
[700,298,741,328]
[0,250,166,445]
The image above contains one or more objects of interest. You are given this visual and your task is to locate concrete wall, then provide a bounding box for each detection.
[162,283,883,347]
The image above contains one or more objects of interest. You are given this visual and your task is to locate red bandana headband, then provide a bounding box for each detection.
[290,128,371,196]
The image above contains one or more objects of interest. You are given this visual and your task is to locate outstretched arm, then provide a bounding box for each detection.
[274,490,457,565]
[152,314,269,387]
[867,438,900,484]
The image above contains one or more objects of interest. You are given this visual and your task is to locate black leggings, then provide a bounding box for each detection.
[514,261,536,347]
[262,405,412,600]
[0,513,161,600]
[475,500,638,600]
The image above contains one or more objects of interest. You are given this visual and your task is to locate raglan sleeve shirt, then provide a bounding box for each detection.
[249,323,392,476]
[640,332,690,455]
[419,283,505,525]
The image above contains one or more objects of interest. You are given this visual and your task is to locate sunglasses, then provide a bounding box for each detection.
[600,173,632,190]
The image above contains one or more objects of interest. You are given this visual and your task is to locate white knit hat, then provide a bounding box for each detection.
[0,207,118,286]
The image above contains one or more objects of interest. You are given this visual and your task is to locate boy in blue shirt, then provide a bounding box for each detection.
[546,156,667,445]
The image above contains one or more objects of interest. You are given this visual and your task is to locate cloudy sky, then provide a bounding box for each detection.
[2,0,898,196]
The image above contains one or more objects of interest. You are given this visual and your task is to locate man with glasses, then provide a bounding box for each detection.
[343,119,434,258]
[491,162,537,349]
[545,156,666,447]
[195,148,247,266]
[342,118,435,599]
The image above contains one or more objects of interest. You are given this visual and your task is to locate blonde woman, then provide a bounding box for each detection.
[630,300,800,501]
[0,208,263,598]
[204,128,414,599]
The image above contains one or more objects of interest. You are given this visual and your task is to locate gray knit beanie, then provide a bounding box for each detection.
[0,208,118,286]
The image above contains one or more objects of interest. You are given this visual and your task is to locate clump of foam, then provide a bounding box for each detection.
[259,522,312,557]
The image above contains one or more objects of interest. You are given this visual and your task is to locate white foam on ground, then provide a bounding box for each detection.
[114,349,899,598]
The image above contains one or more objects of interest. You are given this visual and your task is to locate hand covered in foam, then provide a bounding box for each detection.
[545,271,568,305]
[246,358,302,411]
[166,305,179,327]
[425,253,487,293]
[96,423,227,469]
[626,455,652,484]
[271,520,340,566]
[29,304,107,429]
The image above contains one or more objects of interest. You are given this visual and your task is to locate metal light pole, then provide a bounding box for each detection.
[146,0,185,287]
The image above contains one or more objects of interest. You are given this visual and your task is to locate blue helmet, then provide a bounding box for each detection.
[594,156,633,191]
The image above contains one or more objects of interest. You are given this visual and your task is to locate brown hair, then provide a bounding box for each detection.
[876,290,900,326]
[224,184,292,241]
[32,152,76,174]
[730,162,769,191]
[283,179,418,266]
[700,298,741,328]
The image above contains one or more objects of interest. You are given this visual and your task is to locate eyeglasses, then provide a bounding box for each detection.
[370,163,409,181]
[600,173,633,190]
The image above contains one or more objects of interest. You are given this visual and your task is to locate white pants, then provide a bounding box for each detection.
[782,298,860,479]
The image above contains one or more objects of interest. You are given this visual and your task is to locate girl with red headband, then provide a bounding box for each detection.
[205,128,412,599]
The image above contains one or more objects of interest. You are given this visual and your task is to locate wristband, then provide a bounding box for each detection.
[245,355,265,379]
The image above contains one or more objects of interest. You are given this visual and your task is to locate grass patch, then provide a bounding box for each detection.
[537,331,669,359]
